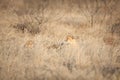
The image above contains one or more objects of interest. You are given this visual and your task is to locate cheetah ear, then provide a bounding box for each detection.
[66,35,74,41]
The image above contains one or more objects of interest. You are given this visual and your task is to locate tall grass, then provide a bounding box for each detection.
[0,0,120,80]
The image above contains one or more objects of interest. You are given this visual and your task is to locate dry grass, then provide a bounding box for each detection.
[0,0,120,80]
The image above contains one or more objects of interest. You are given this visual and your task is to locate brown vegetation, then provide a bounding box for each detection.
[0,0,120,80]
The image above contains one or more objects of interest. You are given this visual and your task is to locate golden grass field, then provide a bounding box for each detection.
[0,0,120,80]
